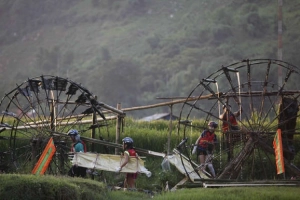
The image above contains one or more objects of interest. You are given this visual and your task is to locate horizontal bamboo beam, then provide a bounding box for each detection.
[1,116,117,130]
[51,130,166,157]
[122,90,300,112]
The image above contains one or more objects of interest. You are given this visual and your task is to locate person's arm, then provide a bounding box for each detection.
[220,107,228,119]
[192,136,201,154]
[219,111,226,119]
[120,151,129,171]
[234,107,243,117]
[195,136,201,145]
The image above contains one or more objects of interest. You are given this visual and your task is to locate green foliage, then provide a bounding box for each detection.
[212,24,233,43]
[121,119,177,152]
[211,7,233,26]
[156,170,183,188]
[100,46,112,61]
[160,43,181,58]
[0,174,108,200]
[87,58,142,107]
[1,174,299,200]
[1,0,300,118]
[109,190,152,200]
[146,34,161,50]
[35,46,74,75]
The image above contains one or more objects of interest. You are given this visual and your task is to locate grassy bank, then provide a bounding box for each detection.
[153,187,300,200]
[1,174,299,200]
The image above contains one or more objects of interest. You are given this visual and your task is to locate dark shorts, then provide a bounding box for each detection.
[68,165,87,178]
[197,148,207,156]
[127,173,138,179]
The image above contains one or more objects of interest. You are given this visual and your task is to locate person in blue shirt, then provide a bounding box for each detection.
[67,129,87,177]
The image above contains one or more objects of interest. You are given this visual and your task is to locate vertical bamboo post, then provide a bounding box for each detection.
[115,103,122,155]
[168,105,173,155]
[91,110,96,152]
[59,141,66,174]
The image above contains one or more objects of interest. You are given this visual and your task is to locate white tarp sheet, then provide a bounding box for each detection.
[167,150,209,181]
[71,152,152,177]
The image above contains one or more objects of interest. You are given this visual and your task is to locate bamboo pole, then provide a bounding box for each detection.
[167,105,173,155]
[115,103,122,155]
[121,91,300,112]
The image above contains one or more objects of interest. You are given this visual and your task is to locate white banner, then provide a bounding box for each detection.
[72,152,152,177]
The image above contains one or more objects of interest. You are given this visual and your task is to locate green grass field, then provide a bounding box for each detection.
[1,174,299,200]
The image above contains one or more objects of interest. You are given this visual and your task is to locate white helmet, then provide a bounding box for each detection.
[68,129,79,136]
[68,129,80,142]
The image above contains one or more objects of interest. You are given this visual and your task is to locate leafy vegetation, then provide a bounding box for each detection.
[1,174,300,200]
[0,174,108,200]
[1,0,300,118]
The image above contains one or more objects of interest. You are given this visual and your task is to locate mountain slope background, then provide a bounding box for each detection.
[0,0,300,117]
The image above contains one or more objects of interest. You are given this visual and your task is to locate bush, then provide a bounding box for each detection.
[0,174,108,200]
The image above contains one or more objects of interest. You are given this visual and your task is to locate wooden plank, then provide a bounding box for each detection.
[171,177,189,191]
[203,183,297,188]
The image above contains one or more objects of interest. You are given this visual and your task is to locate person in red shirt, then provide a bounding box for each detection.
[192,121,218,178]
[118,137,138,189]
[220,105,241,132]
[219,105,242,161]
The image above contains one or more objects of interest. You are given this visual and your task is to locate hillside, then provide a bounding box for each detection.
[0,0,300,117]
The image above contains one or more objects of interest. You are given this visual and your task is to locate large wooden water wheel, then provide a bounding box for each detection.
[177,59,300,180]
[0,75,124,174]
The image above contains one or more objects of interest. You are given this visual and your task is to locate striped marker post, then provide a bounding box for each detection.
[32,137,56,175]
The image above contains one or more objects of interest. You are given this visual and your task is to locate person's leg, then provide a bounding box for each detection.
[124,176,128,188]
[197,149,206,164]
[127,177,135,188]
[79,167,87,177]
[72,166,80,177]
[199,150,207,172]
[206,154,216,178]
[199,154,206,165]
[126,173,136,189]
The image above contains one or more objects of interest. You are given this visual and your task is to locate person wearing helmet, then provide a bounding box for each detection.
[220,105,241,132]
[117,137,138,189]
[67,129,87,178]
[219,105,242,162]
[192,121,218,178]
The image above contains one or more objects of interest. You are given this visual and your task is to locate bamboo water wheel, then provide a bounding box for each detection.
[177,59,300,180]
[0,75,124,174]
